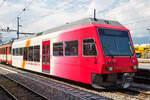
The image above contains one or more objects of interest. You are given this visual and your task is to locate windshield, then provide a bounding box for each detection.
[98,28,134,56]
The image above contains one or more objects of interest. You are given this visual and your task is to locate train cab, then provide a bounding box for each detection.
[92,26,138,88]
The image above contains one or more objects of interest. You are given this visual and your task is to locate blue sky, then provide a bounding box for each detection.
[0,0,150,45]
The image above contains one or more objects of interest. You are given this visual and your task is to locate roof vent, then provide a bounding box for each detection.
[36,32,43,36]
[104,20,110,24]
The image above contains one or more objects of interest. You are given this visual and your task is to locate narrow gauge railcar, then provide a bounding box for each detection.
[0,42,12,65]
[12,18,138,88]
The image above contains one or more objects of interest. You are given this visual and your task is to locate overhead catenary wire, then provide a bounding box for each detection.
[25,0,76,26]
[0,0,5,8]
[1,0,34,40]
[3,0,34,30]
[17,0,34,17]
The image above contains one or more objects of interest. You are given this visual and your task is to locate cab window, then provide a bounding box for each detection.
[83,38,97,56]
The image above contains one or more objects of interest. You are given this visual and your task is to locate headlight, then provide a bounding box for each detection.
[107,66,114,71]
[133,65,138,70]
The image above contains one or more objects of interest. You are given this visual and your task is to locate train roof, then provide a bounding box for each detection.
[14,18,124,42]
[0,41,12,47]
[39,18,123,36]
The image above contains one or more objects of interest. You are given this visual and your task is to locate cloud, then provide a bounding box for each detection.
[102,0,150,38]
[24,0,116,33]
[16,0,150,39]
[87,0,115,17]
[23,0,89,33]
[0,0,150,44]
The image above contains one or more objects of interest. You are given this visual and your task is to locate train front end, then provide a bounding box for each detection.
[92,25,138,89]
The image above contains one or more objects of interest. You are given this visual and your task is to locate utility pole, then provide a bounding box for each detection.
[17,17,20,39]
[94,9,97,21]
[0,33,2,44]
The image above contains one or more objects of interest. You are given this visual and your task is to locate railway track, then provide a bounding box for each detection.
[0,64,111,100]
[134,70,150,85]
[116,89,150,100]
[0,85,17,100]
[1,64,150,100]
[0,74,47,100]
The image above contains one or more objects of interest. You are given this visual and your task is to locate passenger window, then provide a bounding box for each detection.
[83,38,97,56]
[19,48,23,55]
[3,48,5,54]
[47,45,50,65]
[23,47,28,60]
[28,46,33,61]
[34,45,40,62]
[65,40,78,56]
[53,42,63,56]
[13,49,15,55]
[16,48,19,56]
[42,45,46,64]
[9,47,11,54]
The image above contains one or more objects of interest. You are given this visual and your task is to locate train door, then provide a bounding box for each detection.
[42,40,50,73]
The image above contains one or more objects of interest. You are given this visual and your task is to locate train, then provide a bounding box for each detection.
[0,18,138,88]
[135,46,150,59]
[0,42,12,65]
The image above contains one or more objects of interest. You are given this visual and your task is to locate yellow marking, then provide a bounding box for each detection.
[22,60,26,69]
[22,39,31,69]
[25,40,31,47]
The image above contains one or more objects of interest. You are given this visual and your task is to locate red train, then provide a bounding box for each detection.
[0,18,138,88]
[0,42,12,65]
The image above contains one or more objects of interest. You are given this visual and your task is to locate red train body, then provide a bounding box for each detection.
[1,18,138,88]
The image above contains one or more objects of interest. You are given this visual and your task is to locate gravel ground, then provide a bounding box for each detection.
[0,64,150,100]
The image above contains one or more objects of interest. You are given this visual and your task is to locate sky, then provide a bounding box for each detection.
[0,0,150,44]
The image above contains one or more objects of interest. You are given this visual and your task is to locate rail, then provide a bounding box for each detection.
[0,74,47,100]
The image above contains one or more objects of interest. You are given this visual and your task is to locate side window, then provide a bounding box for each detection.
[16,48,19,56]
[19,48,23,56]
[4,48,5,54]
[65,40,78,56]
[3,48,4,54]
[13,49,15,55]
[9,47,12,54]
[53,42,63,56]
[83,38,97,56]
[28,46,33,61]
[34,45,40,62]
[23,47,28,60]
[46,44,50,65]
[42,45,46,64]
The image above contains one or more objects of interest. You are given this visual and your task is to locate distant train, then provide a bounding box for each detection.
[0,42,12,65]
[0,18,138,88]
